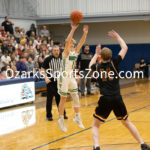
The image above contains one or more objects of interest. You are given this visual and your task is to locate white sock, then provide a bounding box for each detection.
[60,115,64,119]
[94,145,100,148]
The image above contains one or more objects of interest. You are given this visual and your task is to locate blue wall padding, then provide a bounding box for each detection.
[86,44,150,72]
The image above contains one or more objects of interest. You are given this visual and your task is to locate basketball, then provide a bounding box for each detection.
[70,10,83,24]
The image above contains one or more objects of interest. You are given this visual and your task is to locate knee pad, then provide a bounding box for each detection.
[70,93,80,107]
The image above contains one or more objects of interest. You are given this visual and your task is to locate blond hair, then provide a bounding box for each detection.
[65,38,76,44]
[101,47,112,61]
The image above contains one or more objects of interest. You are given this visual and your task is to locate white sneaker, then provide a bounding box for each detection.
[73,116,85,128]
[58,118,67,132]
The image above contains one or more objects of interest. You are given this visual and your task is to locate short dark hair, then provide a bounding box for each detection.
[84,44,89,47]
[4,51,8,54]
[19,56,24,59]
[27,56,33,61]
[5,16,8,19]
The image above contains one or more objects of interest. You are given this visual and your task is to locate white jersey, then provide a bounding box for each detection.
[61,51,78,73]
[58,51,78,96]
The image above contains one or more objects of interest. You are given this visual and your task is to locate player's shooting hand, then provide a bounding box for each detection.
[71,22,79,30]
[83,25,89,33]
[95,44,101,55]
[108,30,120,39]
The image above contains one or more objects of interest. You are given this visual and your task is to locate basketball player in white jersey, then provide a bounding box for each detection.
[58,23,88,132]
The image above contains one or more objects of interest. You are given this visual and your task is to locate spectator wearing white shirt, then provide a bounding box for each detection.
[33,36,41,48]
[1,52,11,68]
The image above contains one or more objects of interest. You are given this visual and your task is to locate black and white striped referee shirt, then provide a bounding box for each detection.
[42,55,62,81]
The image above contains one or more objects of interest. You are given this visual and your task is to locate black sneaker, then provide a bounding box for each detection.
[47,117,53,121]
[81,93,85,96]
[87,92,94,95]
[64,115,68,119]
[93,146,100,150]
[141,143,150,150]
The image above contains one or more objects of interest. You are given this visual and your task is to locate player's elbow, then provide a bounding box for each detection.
[124,45,128,51]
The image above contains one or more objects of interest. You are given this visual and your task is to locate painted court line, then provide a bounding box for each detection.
[32,104,150,150]
[48,142,150,150]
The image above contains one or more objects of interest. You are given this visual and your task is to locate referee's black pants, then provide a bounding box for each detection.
[46,81,66,118]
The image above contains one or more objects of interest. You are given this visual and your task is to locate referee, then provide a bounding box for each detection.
[41,45,68,121]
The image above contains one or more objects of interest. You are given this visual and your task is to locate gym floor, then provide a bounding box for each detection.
[0,79,150,150]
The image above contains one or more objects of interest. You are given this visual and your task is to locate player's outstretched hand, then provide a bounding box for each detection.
[71,22,79,30]
[95,44,101,55]
[83,25,89,33]
[108,30,120,39]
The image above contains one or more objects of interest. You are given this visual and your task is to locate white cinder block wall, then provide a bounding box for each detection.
[0,18,36,32]
[46,20,150,45]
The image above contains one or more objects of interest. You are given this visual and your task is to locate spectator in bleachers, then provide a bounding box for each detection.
[0,66,7,79]
[16,44,23,56]
[0,56,2,68]
[1,51,11,69]
[0,19,56,81]
[33,36,41,48]
[26,24,36,37]
[34,57,39,71]
[16,56,27,76]
[40,26,50,37]
[30,24,36,36]
[77,44,93,96]
[25,56,34,76]
[47,36,51,43]
[0,27,5,38]
[38,56,43,69]
[29,31,36,43]
[41,40,48,51]
[11,65,18,78]
[20,28,25,36]
[1,39,9,54]
[14,27,21,43]
[1,16,14,34]
[139,58,146,76]
[36,45,42,54]
[47,39,54,53]
[7,41,15,54]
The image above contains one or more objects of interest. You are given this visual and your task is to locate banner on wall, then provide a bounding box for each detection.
[0,81,35,108]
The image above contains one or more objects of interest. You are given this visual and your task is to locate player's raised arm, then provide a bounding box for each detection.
[108,30,128,60]
[64,23,79,56]
[89,44,101,68]
[75,25,88,53]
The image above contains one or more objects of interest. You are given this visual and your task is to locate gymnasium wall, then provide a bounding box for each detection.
[0,0,37,19]
[46,21,150,45]
[37,0,150,17]
[90,44,150,72]
[46,20,150,72]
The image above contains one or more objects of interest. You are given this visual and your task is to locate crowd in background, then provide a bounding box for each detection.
[0,16,63,80]
[0,16,150,82]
